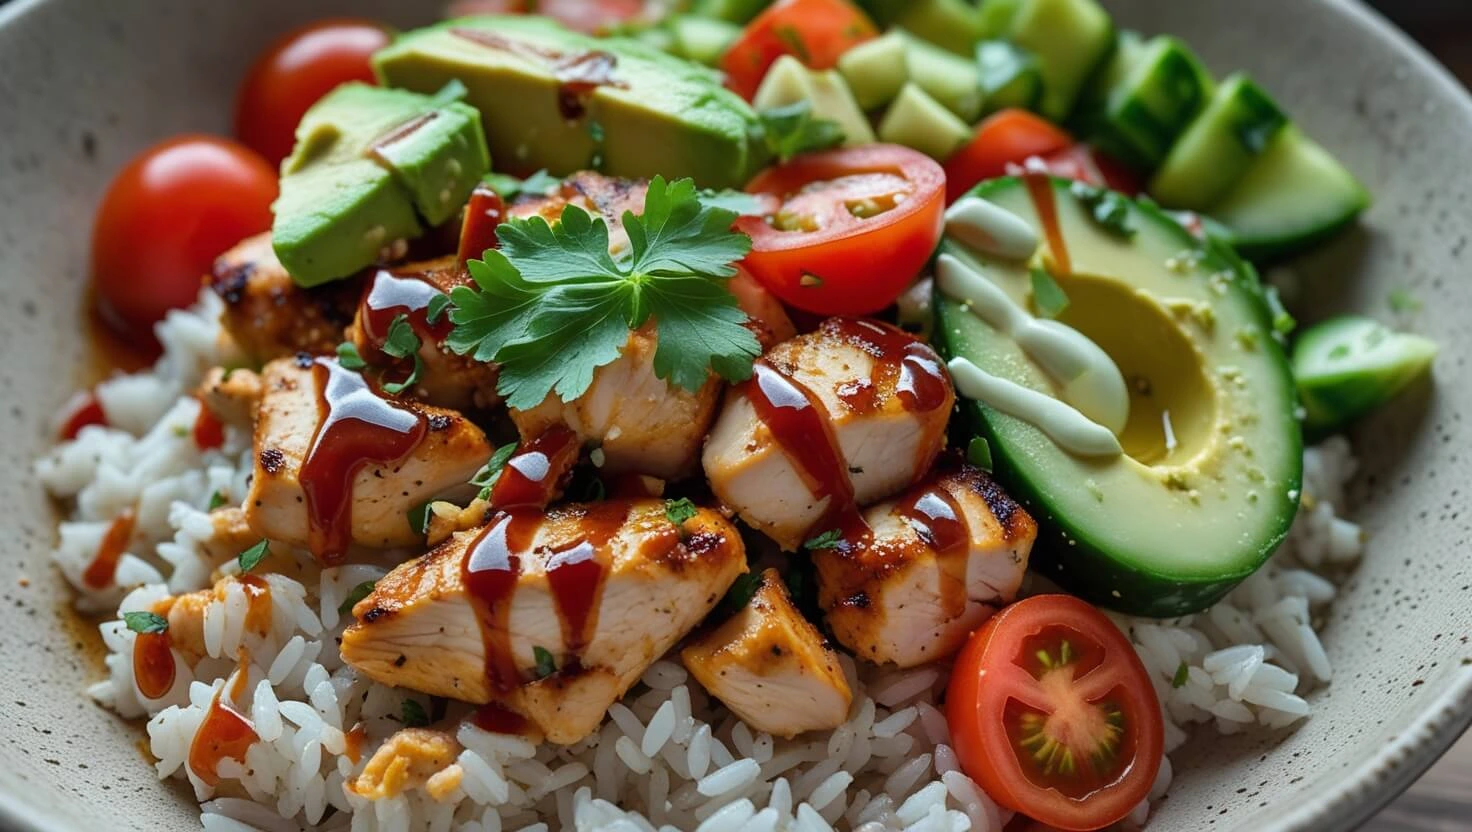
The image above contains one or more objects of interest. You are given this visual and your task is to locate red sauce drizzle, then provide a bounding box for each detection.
[366,111,439,168]
[83,509,136,590]
[1022,163,1071,275]
[448,28,624,122]
[359,270,454,364]
[895,487,972,616]
[237,575,273,636]
[300,359,429,564]
[133,625,175,701]
[472,702,530,735]
[488,426,580,509]
[827,318,951,414]
[187,661,257,788]
[545,502,628,652]
[192,398,225,451]
[344,722,367,763]
[458,184,506,265]
[462,510,537,693]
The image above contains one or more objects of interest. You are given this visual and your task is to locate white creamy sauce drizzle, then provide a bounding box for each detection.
[947,357,1123,457]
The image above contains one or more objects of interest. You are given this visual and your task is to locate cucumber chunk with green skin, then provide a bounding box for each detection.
[976,40,1042,115]
[1293,316,1436,434]
[691,0,771,23]
[1149,74,1287,210]
[890,0,986,56]
[838,31,910,110]
[1212,125,1372,260]
[933,177,1301,616]
[1008,0,1115,122]
[1089,35,1214,169]
[878,83,972,161]
[978,0,1023,38]
[668,16,741,66]
[899,31,984,123]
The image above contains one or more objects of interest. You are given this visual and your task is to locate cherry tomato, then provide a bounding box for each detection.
[445,0,648,33]
[92,136,277,339]
[234,19,392,166]
[736,144,944,315]
[1038,145,1144,197]
[947,595,1163,831]
[720,0,877,101]
[944,109,1075,203]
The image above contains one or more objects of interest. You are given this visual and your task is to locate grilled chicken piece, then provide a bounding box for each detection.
[681,569,852,738]
[509,171,648,254]
[158,573,280,662]
[244,358,491,555]
[210,232,362,363]
[340,500,746,744]
[345,257,501,412]
[703,319,955,550]
[348,728,464,801]
[196,367,263,433]
[815,462,1036,668]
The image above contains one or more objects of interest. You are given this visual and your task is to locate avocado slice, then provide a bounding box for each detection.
[934,177,1302,617]
[374,16,765,189]
[272,82,490,287]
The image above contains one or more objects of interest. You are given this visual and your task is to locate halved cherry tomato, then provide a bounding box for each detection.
[92,136,278,340]
[947,595,1162,832]
[1039,145,1144,197]
[234,19,392,166]
[445,0,647,33]
[736,144,945,315]
[944,109,1074,203]
[720,0,877,101]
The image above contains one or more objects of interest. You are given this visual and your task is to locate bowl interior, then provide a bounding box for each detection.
[1,0,1470,829]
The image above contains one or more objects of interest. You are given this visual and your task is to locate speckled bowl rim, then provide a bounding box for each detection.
[0,0,1468,829]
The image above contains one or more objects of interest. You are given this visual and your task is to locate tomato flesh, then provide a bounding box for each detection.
[737,144,944,316]
[721,0,877,101]
[947,595,1162,831]
[92,136,277,340]
[234,19,391,166]
[944,109,1074,203]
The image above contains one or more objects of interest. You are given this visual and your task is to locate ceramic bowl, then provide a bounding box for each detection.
[1,0,1469,829]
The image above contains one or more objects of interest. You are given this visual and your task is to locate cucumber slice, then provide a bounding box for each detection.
[933,177,1301,616]
[1090,35,1214,169]
[976,40,1042,115]
[899,31,984,123]
[754,56,876,147]
[878,83,972,161]
[838,31,909,110]
[978,0,1023,38]
[1211,125,1372,260]
[1292,316,1435,433]
[1008,0,1115,122]
[1148,73,1286,210]
[691,0,771,23]
[891,0,985,56]
[668,16,741,67]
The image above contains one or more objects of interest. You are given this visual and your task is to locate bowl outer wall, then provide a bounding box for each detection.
[0,0,1469,830]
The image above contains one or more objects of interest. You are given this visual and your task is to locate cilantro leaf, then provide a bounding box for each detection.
[401,699,430,728]
[482,169,562,201]
[967,436,993,472]
[533,646,558,679]
[381,314,421,359]
[426,293,453,325]
[447,259,543,363]
[208,490,228,511]
[380,354,423,395]
[665,497,698,526]
[725,572,763,610]
[1070,181,1136,239]
[338,580,377,616]
[1172,661,1190,688]
[804,529,843,550]
[758,101,846,162]
[408,501,434,536]
[698,188,764,216]
[123,611,168,635]
[471,443,521,500]
[238,539,270,573]
[625,177,751,277]
[336,342,367,371]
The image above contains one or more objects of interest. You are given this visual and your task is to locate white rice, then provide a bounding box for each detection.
[41,296,1365,831]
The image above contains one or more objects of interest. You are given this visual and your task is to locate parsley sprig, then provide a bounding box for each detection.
[447,176,762,410]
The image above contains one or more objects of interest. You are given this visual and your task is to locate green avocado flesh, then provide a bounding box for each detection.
[374,16,764,189]
[272,83,489,287]
[933,177,1302,616]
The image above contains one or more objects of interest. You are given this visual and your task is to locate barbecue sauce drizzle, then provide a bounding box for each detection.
[450,28,626,123]
[299,358,429,564]
[187,656,258,788]
[359,269,455,365]
[83,509,136,590]
[1021,163,1072,276]
[132,598,175,701]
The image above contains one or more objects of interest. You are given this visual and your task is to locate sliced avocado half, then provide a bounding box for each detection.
[934,177,1302,616]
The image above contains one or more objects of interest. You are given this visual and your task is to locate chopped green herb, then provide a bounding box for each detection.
[533,646,558,679]
[665,497,698,526]
[1388,288,1421,314]
[1172,661,1190,688]
[208,490,228,511]
[482,169,563,201]
[426,292,453,326]
[1030,267,1070,319]
[1263,285,1296,336]
[757,101,845,163]
[123,611,168,635]
[1070,182,1136,239]
[171,425,189,438]
[408,501,435,536]
[774,25,811,62]
[471,443,520,501]
[698,189,764,216]
[804,529,843,550]
[447,176,761,409]
[401,699,430,728]
[336,341,367,371]
[382,314,421,360]
[237,539,270,573]
[338,580,377,616]
[967,436,993,472]
[380,355,423,395]
[588,121,605,143]
[725,572,763,610]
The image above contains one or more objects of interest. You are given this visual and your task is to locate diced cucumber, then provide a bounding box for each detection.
[1076,29,1144,114]
[1089,36,1214,169]
[754,55,876,146]
[978,0,1022,38]
[1008,0,1115,122]
[838,31,910,110]
[890,0,985,56]
[629,24,676,54]
[878,83,972,160]
[898,31,984,123]
[668,15,741,67]
[976,40,1042,115]
[1148,73,1286,210]
[1212,125,1372,260]
[691,0,771,23]
[1292,316,1436,433]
